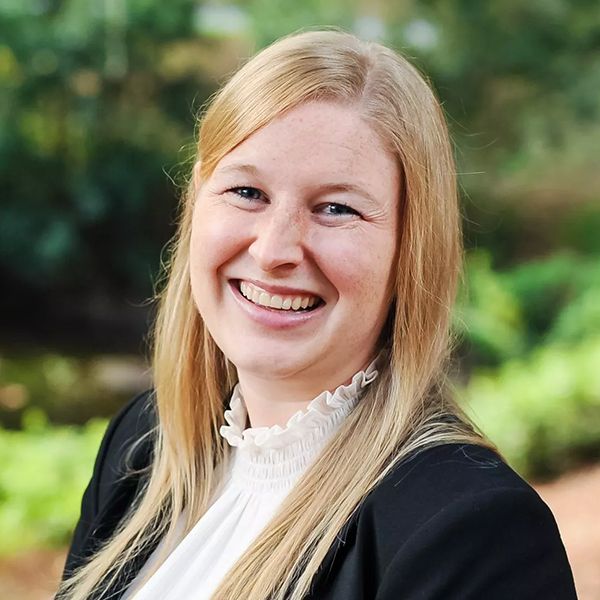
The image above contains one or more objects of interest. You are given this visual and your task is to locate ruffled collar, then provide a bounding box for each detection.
[218,355,380,493]
[220,356,380,451]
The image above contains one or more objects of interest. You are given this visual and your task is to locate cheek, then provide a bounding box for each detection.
[190,207,247,281]
[317,233,396,305]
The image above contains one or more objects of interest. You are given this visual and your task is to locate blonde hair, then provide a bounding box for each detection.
[58,29,492,600]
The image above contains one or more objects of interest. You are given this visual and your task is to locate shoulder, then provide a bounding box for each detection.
[360,442,553,552]
[93,389,157,510]
[354,443,577,598]
[364,442,534,523]
[62,390,157,578]
[98,387,157,462]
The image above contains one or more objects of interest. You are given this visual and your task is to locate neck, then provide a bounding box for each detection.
[236,354,378,429]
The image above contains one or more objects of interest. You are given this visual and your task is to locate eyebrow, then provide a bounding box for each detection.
[214,163,381,207]
[214,163,260,177]
[315,183,380,208]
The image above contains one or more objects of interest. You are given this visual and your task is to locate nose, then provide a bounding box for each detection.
[248,203,305,271]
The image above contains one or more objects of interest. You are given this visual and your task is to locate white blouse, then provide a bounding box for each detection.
[123,358,379,599]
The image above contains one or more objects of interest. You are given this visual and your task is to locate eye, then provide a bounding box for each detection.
[320,203,360,217]
[228,186,265,202]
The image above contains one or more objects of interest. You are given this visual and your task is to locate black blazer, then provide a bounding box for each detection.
[61,391,578,599]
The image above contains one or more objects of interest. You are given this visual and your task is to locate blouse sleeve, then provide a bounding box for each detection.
[375,486,578,600]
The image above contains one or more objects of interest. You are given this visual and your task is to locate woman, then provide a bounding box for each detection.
[57,30,577,599]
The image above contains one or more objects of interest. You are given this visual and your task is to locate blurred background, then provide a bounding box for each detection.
[1,0,599,598]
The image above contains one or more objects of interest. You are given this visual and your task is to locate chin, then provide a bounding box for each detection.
[227,347,317,380]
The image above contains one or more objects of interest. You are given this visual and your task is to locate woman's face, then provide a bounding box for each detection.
[190,101,399,387]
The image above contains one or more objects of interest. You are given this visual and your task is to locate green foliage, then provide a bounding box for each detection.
[549,285,600,344]
[457,250,600,478]
[0,0,213,298]
[503,252,600,343]
[0,413,106,555]
[461,336,600,478]
[501,254,583,339]
[458,250,600,365]
[455,250,526,364]
[244,0,357,46]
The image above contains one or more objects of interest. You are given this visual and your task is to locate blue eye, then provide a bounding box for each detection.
[322,203,359,217]
[229,186,264,201]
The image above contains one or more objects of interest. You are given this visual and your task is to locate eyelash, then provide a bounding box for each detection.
[226,186,361,218]
[230,186,264,201]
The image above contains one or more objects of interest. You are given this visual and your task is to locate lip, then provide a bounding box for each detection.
[233,278,323,298]
[228,280,326,330]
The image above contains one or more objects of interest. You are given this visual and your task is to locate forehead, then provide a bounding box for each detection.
[212,101,399,197]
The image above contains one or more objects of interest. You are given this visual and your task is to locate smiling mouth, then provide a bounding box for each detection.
[234,279,324,312]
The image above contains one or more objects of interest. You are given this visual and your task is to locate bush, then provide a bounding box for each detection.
[460,336,600,479]
[0,411,106,555]
[502,252,600,344]
[455,251,526,365]
[457,250,600,366]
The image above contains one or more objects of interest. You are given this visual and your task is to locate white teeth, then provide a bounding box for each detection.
[238,281,320,312]
[258,292,270,307]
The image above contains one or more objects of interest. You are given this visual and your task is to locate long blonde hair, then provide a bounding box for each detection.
[58,29,492,600]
